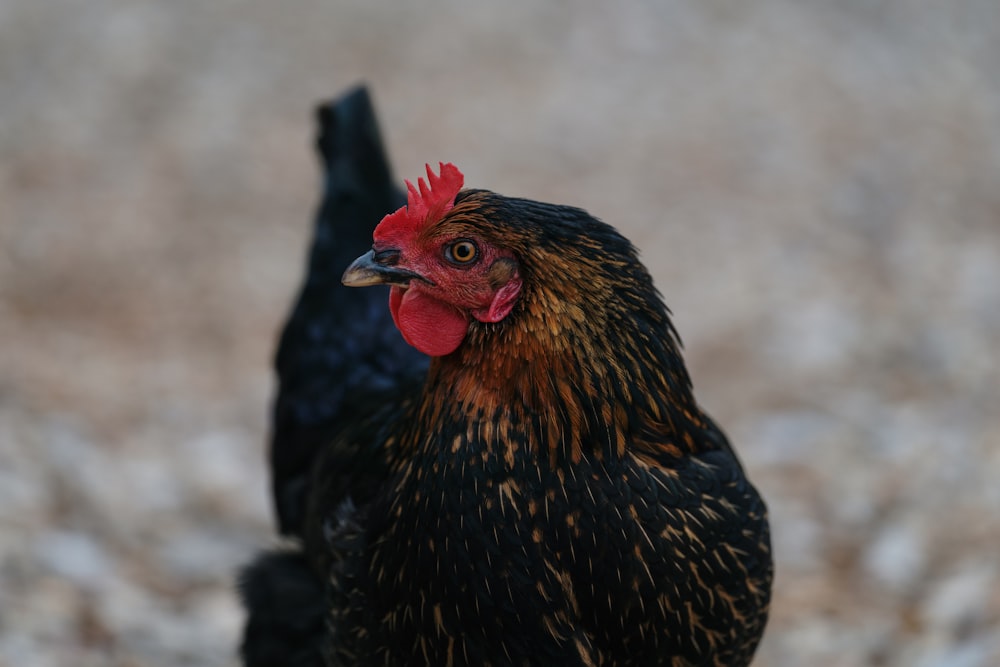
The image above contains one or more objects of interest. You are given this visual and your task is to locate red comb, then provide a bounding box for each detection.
[373,162,464,245]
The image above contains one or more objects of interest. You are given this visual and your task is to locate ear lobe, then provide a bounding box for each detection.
[472,277,522,323]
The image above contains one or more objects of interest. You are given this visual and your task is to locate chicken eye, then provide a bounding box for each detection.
[445,239,479,265]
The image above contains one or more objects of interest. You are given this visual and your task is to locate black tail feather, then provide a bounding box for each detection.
[269,85,427,536]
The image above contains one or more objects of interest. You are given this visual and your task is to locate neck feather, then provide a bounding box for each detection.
[418,265,711,468]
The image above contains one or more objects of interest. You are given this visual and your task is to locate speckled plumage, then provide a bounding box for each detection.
[240,86,772,667]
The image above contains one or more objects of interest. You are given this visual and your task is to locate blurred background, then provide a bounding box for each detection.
[1,1,998,665]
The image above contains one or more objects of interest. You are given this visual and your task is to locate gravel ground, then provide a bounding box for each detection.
[2,2,999,665]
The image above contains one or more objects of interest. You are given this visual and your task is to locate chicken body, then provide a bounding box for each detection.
[241,87,772,667]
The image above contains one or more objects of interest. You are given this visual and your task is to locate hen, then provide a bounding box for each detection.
[240,86,773,667]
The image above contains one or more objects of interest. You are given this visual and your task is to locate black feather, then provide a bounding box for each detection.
[269,85,427,537]
[238,551,326,667]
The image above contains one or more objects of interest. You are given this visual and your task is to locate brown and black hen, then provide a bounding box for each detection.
[240,86,772,667]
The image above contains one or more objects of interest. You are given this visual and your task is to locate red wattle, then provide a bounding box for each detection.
[389,286,469,357]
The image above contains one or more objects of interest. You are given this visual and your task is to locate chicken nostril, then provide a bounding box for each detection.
[373,248,400,266]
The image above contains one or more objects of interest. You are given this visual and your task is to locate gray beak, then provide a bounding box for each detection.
[342,249,426,287]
